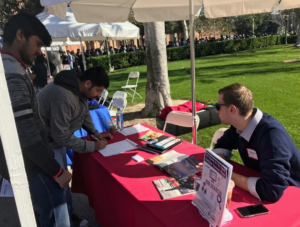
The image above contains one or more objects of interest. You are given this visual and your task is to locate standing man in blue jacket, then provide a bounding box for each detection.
[198,83,300,202]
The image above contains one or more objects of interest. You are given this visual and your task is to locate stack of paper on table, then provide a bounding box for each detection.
[118,124,149,136]
[99,139,138,157]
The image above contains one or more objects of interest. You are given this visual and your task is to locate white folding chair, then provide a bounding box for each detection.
[108,91,127,110]
[109,98,127,117]
[121,72,142,102]
[98,89,108,105]
[163,111,200,144]
[209,128,228,150]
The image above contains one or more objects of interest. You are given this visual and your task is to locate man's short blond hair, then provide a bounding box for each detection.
[218,83,253,116]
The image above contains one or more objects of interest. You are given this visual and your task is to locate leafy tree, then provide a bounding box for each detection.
[233,13,278,36]
[194,16,235,38]
[0,0,43,31]
[294,8,300,46]
[194,16,214,38]
[128,10,144,37]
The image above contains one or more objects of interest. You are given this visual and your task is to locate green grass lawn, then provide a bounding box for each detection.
[107,44,300,164]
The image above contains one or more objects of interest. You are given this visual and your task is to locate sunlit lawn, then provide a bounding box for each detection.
[107,44,300,164]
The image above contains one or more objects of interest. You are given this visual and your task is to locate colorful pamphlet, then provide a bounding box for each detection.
[138,130,164,141]
[153,175,196,200]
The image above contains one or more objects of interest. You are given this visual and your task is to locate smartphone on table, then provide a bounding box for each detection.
[236,204,269,218]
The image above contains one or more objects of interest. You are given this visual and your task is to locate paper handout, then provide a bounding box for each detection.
[99,139,138,157]
[118,124,149,136]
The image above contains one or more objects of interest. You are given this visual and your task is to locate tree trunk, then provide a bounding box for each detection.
[182,20,189,41]
[141,22,172,117]
[295,25,300,47]
[295,9,300,47]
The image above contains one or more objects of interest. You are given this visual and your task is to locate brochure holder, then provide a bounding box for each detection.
[192,149,233,227]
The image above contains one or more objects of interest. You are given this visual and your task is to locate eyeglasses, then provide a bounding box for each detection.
[215,103,232,111]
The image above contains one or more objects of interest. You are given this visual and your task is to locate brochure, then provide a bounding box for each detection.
[140,136,182,154]
[153,175,196,200]
[192,149,233,227]
[163,155,199,180]
[146,151,199,180]
[138,130,164,141]
[148,151,200,199]
[145,150,189,169]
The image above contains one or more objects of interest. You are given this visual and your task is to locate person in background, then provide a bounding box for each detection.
[0,12,72,227]
[0,36,3,49]
[109,46,114,54]
[119,45,126,53]
[71,50,77,70]
[76,48,84,73]
[67,50,73,69]
[197,83,300,202]
[37,66,113,227]
[31,54,48,93]
[61,51,69,65]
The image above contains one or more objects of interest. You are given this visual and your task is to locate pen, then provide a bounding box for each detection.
[91,134,100,141]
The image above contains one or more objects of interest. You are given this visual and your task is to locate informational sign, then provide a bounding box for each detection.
[192,149,233,227]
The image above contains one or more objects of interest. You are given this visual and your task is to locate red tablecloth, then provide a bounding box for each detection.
[72,124,300,227]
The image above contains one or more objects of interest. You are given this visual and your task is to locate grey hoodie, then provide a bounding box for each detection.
[37,70,99,153]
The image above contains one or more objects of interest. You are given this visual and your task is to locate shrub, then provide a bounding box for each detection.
[87,35,298,72]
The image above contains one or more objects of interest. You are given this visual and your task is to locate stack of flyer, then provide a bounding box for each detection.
[192,149,233,227]
[146,150,200,199]
[118,124,149,136]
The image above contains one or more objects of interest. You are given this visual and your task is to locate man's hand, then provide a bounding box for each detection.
[55,169,72,188]
[95,139,107,150]
[196,162,203,173]
[96,133,113,140]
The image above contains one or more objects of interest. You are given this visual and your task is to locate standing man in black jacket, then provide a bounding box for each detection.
[0,12,72,226]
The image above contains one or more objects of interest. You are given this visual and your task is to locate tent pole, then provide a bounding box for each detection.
[189,0,197,145]
[79,37,86,71]
[105,38,112,71]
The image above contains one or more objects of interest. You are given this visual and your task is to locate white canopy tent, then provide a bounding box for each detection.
[36,8,140,70]
[1,0,300,226]
[41,38,81,51]
[37,8,140,41]
[41,0,300,22]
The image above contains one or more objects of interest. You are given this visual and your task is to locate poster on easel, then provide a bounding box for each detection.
[192,149,233,227]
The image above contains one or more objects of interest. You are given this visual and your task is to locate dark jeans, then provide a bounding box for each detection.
[29,173,71,227]
[53,147,73,219]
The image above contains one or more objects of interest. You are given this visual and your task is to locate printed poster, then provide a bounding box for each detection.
[192,149,232,227]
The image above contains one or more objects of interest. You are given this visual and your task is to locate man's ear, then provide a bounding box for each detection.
[84,80,92,88]
[230,105,237,114]
[15,29,24,42]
